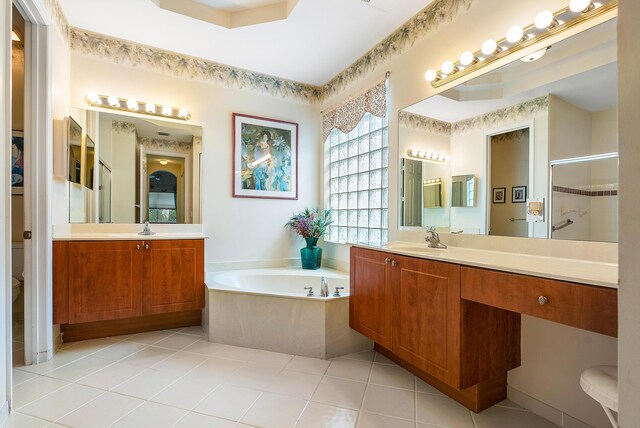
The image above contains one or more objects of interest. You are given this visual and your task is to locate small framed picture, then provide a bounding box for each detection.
[512,186,527,203]
[492,187,506,204]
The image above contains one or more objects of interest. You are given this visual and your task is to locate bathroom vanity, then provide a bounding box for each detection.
[349,244,617,412]
[53,234,205,341]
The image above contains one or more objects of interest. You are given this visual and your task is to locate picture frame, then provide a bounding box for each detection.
[11,130,24,191]
[233,113,298,200]
[512,186,527,203]
[492,187,506,204]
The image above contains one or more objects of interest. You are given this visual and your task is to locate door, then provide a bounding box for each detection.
[142,240,204,314]
[489,128,530,237]
[391,255,461,388]
[349,247,394,349]
[402,158,423,226]
[98,162,112,223]
[68,241,143,323]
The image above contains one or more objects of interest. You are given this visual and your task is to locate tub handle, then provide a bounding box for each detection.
[304,286,314,297]
[333,287,345,297]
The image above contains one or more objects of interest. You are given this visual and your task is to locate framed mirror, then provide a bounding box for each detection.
[68,109,203,224]
[68,117,82,185]
[398,18,618,242]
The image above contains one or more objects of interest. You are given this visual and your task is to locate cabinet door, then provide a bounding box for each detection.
[142,240,205,315]
[69,241,143,324]
[350,247,393,349]
[392,255,461,388]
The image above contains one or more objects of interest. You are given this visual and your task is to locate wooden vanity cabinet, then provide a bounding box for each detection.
[54,239,205,339]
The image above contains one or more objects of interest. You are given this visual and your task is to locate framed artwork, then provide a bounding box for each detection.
[11,130,24,190]
[492,187,506,204]
[233,113,298,200]
[512,186,527,203]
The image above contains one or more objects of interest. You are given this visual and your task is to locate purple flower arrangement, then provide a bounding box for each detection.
[284,207,333,239]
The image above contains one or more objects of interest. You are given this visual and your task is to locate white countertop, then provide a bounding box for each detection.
[353,241,618,289]
[53,233,208,241]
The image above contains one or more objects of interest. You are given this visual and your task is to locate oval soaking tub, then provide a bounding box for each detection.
[205,267,371,359]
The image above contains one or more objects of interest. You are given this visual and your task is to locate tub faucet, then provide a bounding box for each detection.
[320,277,329,297]
[139,221,155,236]
[425,226,447,249]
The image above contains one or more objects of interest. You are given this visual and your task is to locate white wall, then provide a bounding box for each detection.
[68,55,321,266]
[618,0,640,425]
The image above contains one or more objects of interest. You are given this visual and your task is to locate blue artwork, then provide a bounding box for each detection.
[240,124,292,192]
[11,134,24,187]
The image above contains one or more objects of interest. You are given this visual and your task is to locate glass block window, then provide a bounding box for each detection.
[326,113,389,246]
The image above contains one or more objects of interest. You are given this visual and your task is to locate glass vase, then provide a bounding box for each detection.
[300,237,322,270]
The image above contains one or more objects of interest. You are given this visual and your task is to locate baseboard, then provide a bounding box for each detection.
[507,386,595,427]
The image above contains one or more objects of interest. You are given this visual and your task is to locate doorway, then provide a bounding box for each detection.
[488,127,530,237]
[146,155,185,224]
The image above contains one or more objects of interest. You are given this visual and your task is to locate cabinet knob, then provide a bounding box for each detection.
[136,244,140,250]
[538,296,548,305]
[385,258,391,264]
[145,243,149,250]
[391,260,397,267]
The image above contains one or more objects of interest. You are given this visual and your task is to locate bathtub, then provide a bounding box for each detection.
[205,267,372,359]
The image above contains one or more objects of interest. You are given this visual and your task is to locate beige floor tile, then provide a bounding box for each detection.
[2,412,50,428]
[526,412,561,428]
[125,330,175,345]
[495,399,526,410]
[151,351,208,375]
[12,376,70,409]
[183,340,228,356]
[119,346,176,368]
[416,392,474,428]
[326,358,372,382]
[226,362,283,390]
[44,356,112,382]
[415,377,444,396]
[182,356,244,385]
[19,383,104,422]
[12,368,36,386]
[57,392,143,428]
[207,343,259,361]
[294,402,358,428]
[241,392,308,428]
[75,361,143,391]
[112,368,181,400]
[357,412,415,428]
[17,351,84,375]
[173,412,237,428]
[110,401,188,428]
[267,369,323,400]
[153,333,202,350]
[249,349,294,368]
[193,384,262,421]
[90,341,147,361]
[369,363,414,390]
[151,377,220,410]
[472,405,538,428]
[311,377,367,410]
[373,352,397,366]
[361,384,415,420]
[339,349,376,362]
[286,355,331,375]
[179,326,207,337]
[60,338,120,356]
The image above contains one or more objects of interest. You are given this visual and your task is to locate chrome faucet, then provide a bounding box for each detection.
[425,226,447,249]
[320,277,329,297]
[139,221,155,236]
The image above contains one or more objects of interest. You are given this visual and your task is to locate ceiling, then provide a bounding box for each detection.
[404,20,618,123]
[58,0,434,85]
[101,112,201,142]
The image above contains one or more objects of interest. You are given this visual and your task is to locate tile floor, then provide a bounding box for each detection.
[4,327,560,428]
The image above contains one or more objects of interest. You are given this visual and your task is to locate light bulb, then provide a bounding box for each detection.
[162,105,172,116]
[506,26,524,43]
[127,99,138,110]
[481,39,497,55]
[534,10,554,29]
[441,61,455,75]
[569,0,591,12]
[425,152,433,159]
[107,95,119,107]
[145,102,156,113]
[424,69,437,82]
[438,154,446,161]
[410,149,417,156]
[159,160,168,165]
[87,93,100,104]
[459,51,475,66]
[178,107,189,118]
[416,151,423,157]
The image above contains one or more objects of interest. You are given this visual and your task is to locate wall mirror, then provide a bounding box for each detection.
[68,109,203,224]
[398,18,618,242]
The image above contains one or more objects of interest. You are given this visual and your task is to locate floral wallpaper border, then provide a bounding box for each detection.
[399,111,451,136]
[139,137,193,155]
[112,121,136,134]
[45,0,70,43]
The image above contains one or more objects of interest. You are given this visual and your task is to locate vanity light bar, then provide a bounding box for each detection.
[424,178,442,185]
[84,93,191,121]
[407,149,450,162]
[424,0,616,88]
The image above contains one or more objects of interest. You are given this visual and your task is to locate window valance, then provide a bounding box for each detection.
[322,80,387,141]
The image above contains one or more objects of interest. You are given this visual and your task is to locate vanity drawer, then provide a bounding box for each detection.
[460,267,617,337]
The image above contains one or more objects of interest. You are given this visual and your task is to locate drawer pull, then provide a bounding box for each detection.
[391,260,398,267]
[538,296,549,305]
[385,258,391,264]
